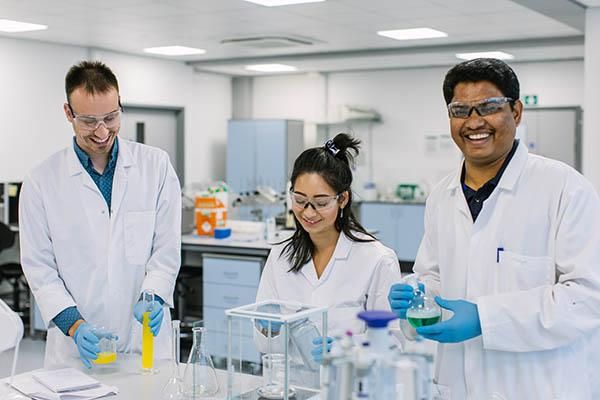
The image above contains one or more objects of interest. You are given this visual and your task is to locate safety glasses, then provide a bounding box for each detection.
[289,190,341,211]
[67,104,122,132]
[447,96,513,119]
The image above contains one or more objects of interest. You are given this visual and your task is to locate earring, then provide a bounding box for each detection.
[340,208,344,218]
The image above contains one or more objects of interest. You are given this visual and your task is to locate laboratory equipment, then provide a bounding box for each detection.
[289,319,320,371]
[182,323,219,398]
[141,289,156,375]
[321,310,434,400]
[161,320,184,400]
[225,300,328,400]
[90,326,118,367]
[257,353,296,399]
[405,278,441,329]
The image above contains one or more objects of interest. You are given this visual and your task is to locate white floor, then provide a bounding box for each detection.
[0,338,45,379]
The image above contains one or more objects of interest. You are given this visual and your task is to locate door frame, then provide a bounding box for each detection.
[122,104,186,183]
[523,105,583,171]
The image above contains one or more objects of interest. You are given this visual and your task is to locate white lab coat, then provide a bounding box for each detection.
[19,138,181,368]
[414,141,600,399]
[255,231,401,351]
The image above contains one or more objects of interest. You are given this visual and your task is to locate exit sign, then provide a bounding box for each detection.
[524,95,539,106]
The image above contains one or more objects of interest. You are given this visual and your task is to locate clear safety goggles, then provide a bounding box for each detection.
[447,96,513,119]
[68,104,122,131]
[289,190,341,211]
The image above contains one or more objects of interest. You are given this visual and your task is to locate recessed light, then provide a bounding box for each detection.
[242,0,325,6]
[245,64,298,72]
[0,19,47,33]
[377,28,447,41]
[143,46,206,56]
[456,51,514,60]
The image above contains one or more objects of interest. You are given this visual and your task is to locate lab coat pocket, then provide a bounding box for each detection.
[496,251,554,292]
[124,210,156,265]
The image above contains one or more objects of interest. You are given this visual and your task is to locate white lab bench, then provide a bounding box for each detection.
[0,355,262,399]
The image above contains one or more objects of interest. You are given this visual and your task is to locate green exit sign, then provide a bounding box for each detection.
[524,95,539,106]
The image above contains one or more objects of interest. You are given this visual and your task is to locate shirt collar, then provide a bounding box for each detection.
[460,139,519,191]
[72,136,119,172]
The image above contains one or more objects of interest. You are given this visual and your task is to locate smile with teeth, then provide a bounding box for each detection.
[465,132,491,140]
[301,216,321,225]
[90,135,110,144]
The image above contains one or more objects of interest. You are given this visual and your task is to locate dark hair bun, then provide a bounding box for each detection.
[331,133,361,166]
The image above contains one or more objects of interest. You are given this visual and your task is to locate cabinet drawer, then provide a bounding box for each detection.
[203,282,258,308]
[202,255,262,287]
[203,306,255,338]
[206,329,260,363]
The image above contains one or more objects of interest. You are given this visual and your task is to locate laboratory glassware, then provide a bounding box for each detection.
[182,324,219,398]
[161,320,184,400]
[405,277,441,329]
[257,353,296,400]
[289,318,321,371]
[90,326,118,366]
[141,289,157,375]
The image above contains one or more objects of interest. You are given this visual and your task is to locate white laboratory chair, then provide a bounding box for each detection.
[0,298,24,387]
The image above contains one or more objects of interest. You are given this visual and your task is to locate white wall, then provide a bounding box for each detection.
[0,37,231,185]
[251,60,584,194]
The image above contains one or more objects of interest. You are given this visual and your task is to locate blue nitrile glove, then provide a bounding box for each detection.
[388,282,425,319]
[134,300,164,337]
[416,296,482,343]
[73,323,100,369]
[311,336,333,363]
[256,319,284,336]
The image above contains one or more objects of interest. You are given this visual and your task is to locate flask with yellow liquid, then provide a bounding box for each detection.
[89,326,118,369]
[141,289,157,375]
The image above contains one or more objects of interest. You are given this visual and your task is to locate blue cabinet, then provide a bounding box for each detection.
[358,202,425,261]
[202,254,264,363]
[226,119,304,194]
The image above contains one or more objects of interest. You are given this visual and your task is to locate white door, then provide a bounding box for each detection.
[120,107,181,178]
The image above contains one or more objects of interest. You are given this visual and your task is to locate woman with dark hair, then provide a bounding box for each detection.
[255,133,401,362]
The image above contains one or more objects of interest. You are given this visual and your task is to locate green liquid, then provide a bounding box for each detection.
[407,315,441,328]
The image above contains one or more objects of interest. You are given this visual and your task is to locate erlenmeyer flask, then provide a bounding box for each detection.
[161,320,184,400]
[182,326,219,398]
[405,277,441,328]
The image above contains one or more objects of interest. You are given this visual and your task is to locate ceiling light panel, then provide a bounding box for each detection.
[456,51,514,60]
[245,64,298,72]
[377,28,448,41]
[0,19,47,33]
[242,0,326,6]
[143,46,206,56]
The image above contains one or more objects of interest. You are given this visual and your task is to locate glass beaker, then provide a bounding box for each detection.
[405,278,441,329]
[182,325,219,398]
[289,318,320,371]
[161,320,184,400]
[257,353,296,400]
[90,326,117,367]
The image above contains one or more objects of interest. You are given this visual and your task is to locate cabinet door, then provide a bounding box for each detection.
[255,120,288,193]
[393,204,425,261]
[359,203,397,255]
[227,120,257,193]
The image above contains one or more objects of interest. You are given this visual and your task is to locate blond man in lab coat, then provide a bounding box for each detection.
[389,58,600,399]
[19,61,181,368]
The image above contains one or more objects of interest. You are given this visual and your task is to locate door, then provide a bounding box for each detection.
[120,107,184,181]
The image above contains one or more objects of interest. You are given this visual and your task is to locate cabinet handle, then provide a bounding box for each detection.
[223,296,240,304]
[223,271,239,279]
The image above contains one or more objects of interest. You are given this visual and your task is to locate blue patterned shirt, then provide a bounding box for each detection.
[72,136,119,209]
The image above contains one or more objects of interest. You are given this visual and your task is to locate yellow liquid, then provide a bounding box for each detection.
[142,311,154,370]
[93,352,117,365]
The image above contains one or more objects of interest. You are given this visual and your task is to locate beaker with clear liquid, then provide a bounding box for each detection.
[161,320,184,400]
[182,324,219,398]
